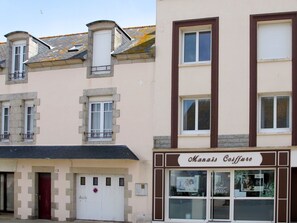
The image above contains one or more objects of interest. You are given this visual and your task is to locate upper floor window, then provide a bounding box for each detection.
[10,41,26,80]
[24,102,34,141]
[183,30,211,63]
[87,101,113,140]
[259,95,291,132]
[182,98,210,134]
[258,22,292,60]
[91,30,112,75]
[1,104,10,141]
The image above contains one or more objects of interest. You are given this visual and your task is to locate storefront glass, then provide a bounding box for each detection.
[169,170,207,219]
[233,170,274,221]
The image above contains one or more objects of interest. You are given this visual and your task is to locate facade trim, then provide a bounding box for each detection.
[249,12,297,147]
[171,17,219,148]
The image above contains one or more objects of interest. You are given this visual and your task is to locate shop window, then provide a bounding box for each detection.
[258,22,292,60]
[183,30,211,63]
[233,170,274,221]
[169,170,207,220]
[182,98,210,134]
[259,95,291,132]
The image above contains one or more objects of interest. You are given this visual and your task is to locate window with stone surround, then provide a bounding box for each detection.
[10,40,27,81]
[79,88,120,144]
[0,93,39,144]
[1,102,10,142]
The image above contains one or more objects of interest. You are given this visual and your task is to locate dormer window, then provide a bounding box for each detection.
[10,40,26,81]
[91,30,112,75]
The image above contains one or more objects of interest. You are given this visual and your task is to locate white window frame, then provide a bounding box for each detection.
[1,103,9,141]
[181,98,211,135]
[182,29,211,64]
[24,101,34,141]
[12,40,26,77]
[258,95,291,133]
[88,101,113,140]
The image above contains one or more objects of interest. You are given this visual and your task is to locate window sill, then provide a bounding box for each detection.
[257,58,291,63]
[178,133,210,138]
[257,131,291,136]
[179,61,211,68]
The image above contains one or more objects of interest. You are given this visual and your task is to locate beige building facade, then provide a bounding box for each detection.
[153,0,297,223]
[0,21,155,222]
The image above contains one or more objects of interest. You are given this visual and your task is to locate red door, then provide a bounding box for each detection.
[38,173,51,219]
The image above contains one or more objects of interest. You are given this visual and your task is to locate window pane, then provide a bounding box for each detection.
[277,96,289,128]
[80,177,85,185]
[169,170,207,197]
[234,170,275,198]
[210,199,230,220]
[234,200,274,221]
[93,177,98,186]
[198,99,210,130]
[183,100,195,131]
[169,199,206,220]
[199,31,211,61]
[258,22,292,60]
[261,97,274,129]
[106,177,111,186]
[212,172,230,197]
[184,33,196,63]
[104,103,112,131]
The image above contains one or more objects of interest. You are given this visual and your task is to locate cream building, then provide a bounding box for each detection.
[153,0,297,223]
[0,21,155,222]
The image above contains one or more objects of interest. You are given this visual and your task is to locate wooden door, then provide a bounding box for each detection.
[38,173,51,219]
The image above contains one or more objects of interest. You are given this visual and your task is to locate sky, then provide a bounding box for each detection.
[0,0,156,42]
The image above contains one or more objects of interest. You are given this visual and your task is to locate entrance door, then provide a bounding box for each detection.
[76,174,124,221]
[0,173,14,212]
[38,173,51,219]
[209,171,231,221]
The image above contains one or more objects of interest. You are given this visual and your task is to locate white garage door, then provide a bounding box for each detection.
[76,174,124,221]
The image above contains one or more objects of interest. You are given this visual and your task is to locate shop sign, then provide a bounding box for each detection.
[178,152,263,167]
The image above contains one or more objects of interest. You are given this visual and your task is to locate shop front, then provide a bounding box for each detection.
[153,150,290,223]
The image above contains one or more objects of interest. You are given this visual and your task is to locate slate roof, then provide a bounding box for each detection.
[0,145,139,160]
[0,25,155,67]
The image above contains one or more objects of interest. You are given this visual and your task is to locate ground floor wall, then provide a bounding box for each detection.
[153,148,292,223]
[0,159,152,222]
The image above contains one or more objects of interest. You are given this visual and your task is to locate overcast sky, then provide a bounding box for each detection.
[0,0,156,42]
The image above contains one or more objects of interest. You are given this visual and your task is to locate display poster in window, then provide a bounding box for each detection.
[241,174,264,192]
[176,176,199,192]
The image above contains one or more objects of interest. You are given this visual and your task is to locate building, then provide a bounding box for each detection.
[153,0,297,223]
[0,21,155,222]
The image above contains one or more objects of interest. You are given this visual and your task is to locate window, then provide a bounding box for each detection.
[169,170,207,220]
[91,30,112,75]
[234,170,274,221]
[258,22,292,60]
[1,105,9,141]
[10,41,26,80]
[182,98,210,134]
[24,103,34,140]
[88,101,112,140]
[183,30,211,63]
[260,95,290,132]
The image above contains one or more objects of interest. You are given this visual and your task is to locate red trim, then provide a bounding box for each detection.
[249,12,297,146]
[171,17,219,148]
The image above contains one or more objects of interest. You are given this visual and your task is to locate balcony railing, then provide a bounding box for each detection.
[0,133,10,141]
[20,133,34,140]
[8,71,26,81]
[85,131,113,140]
[91,65,111,75]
